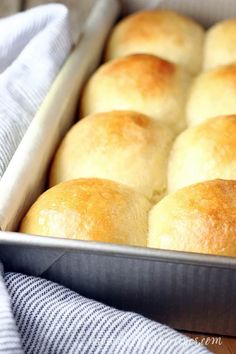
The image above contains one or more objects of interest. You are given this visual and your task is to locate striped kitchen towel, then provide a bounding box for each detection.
[0,4,73,177]
[0,266,211,353]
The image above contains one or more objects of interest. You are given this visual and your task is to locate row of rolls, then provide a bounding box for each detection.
[20,9,236,257]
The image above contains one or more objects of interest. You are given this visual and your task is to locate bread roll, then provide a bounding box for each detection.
[80,54,191,133]
[20,178,151,246]
[168,115,236,193]
[148,179,236,257]
[105,10,204,75]
[204,19,236,70]
[187,64,236,126]
[50,111,173,201]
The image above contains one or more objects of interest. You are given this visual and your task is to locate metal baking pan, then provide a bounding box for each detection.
[0,232,236,336]
[0,0,236,337]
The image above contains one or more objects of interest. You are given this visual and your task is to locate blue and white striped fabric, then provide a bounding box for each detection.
[0,4,72,177]
[0,265,23,354]
[0,267,211,354]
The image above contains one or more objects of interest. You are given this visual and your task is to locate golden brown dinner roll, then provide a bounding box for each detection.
[204,19,236,70]
[105,10,204,75]
[50,111,173,201]
[148,179,236,257]
[168,115,236,193]
[20,178,151,246]
[186,64,236,126]
[80,54,191,133]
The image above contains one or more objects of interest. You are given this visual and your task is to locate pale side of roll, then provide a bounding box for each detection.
[50,111,174,201]
[204,18,236,70]
[186,64,236,126]
[148,179,236,257]
[105,10,204,75]
[168,115,236,193]
[80,54,191,134]
[20,178,151,247]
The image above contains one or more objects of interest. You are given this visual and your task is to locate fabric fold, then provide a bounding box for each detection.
[1,270,211,354]
[0,4,73,177]
[0,265,23,353]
